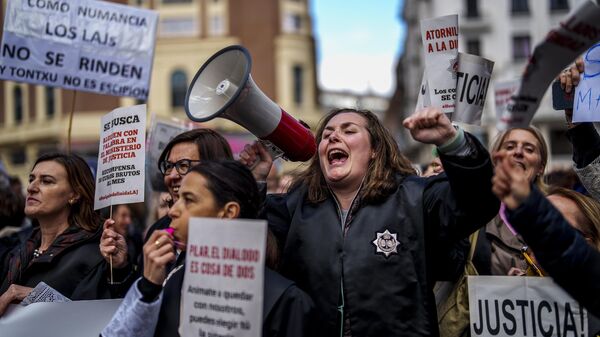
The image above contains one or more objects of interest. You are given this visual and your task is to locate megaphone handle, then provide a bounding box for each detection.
[258,139,287,162]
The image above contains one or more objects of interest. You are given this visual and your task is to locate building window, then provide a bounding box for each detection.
[293,65,303,105]
[171,70,187,108]
[466,0,479,18]
[209,15,225,36]
[162,0,192,3]
[283,13,302,33]
[13,86,23,124]
[467,39,481,55]
[512,35,531,61]
[550,0,569,11]
[45,86,55,118]
[159,17,199,37]
[10,148,26,165]
[511,0,530,14]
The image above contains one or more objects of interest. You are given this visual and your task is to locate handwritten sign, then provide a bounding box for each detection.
[182,218,266,337]
[574,43,600,122]
[0,0,158,99]
[420,14,459,114]
[468,276,588,337]
[454,53,495,125]
[94,105,146,210]
[499,0,600,129]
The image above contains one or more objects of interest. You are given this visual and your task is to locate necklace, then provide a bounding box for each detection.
[33,248,44,258]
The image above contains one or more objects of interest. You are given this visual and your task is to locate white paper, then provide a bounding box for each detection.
[0,299,122,337]
[468,276,587,337]
[94,105,146,210]
[499,0,600,129]
[0,0,158,99]
[181,218,266,337]
[454,53,495,125]
[574,42,600,122]
[420,14,459,114]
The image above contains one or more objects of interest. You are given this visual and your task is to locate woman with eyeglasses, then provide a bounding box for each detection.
[99,129,233,290]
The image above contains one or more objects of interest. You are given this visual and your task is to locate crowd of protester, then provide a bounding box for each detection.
[0,60,599,336]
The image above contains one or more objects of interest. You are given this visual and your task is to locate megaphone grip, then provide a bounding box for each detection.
[262,109,316,162]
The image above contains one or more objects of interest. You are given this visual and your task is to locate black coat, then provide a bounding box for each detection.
[507,187,600,318]
[265,133,499,337]
[0,225,113,300]
[153,254,316,337]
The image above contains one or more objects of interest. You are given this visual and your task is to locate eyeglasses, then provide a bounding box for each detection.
[159,159,201,176]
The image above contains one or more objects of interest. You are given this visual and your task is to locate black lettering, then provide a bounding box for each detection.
[473,299,484,335]
[485,299,501,335]
[502,300,517,335]
[539,300,553,336]
[562,303,577,336]
[44,51,65,67]
[467,75,480,104]
[516,300,529,336]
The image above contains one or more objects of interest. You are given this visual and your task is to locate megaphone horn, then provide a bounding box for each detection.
[185,45,316,162]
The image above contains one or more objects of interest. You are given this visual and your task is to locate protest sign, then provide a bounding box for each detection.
[420,14,459,114]
[415,72,431,112]
[0,299,122,337]
[0,0,158,100]
[454,53,494,125]
[574,43,600,122]
[94,105,146,210]
[146,116,193,192]
[494,79,521,123]
[468,276,588,337]
[499,0,600,129]
[182,218,266,337]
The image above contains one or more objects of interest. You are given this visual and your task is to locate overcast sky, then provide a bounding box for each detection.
[311,0,406,97]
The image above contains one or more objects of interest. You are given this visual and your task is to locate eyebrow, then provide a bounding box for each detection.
[324,122,362,130]
[29,174,56,180]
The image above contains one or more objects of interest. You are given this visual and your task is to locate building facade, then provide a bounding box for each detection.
[389,0,585,166]
[0,0,321,180]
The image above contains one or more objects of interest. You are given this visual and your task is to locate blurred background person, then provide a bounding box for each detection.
[421,148,444,177]
[492,150,600,318]
[473,126,549,276]
[0,153,114,316]
[102,161,315,337]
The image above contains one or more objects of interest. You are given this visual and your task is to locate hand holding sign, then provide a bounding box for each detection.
[574,44,600,122]
[99,219,128,269]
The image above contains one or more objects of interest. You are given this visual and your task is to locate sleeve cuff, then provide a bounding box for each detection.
[437,126,467,155]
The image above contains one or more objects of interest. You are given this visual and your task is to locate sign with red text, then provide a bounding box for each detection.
[0,0,157,99]
[499,0,600,129]
[182,218,266,337]
[454,53,494,126]
[574,43,600,122]
[94,105,146,210]
[420,14,459,114]
[468,276,588,337]
[494,79,521,124]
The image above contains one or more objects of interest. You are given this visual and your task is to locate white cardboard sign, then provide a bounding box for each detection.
[454,53,495,125]
[0,0,158,99]
[181,218,266,337]
[574,43,600,122]
[468,276,588,337]
[94,105,146,210]
[420,14,459,114]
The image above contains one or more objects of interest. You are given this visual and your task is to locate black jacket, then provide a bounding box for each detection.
[0,225,113,300]
[153,254,316,337]
[266,133,498,337]
[507,187,600,318]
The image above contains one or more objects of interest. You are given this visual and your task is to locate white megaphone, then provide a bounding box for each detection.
[185,45,316,162]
